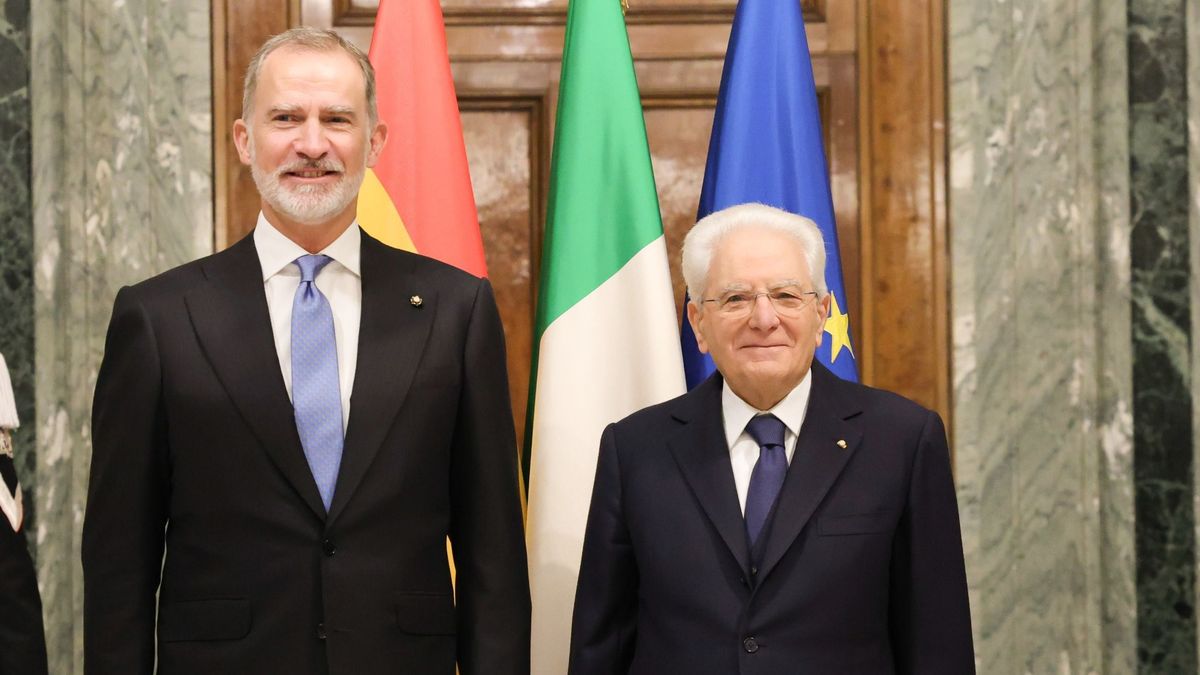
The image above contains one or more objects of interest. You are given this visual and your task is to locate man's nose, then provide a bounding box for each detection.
[293,119,330,158]
[747,294,781,329]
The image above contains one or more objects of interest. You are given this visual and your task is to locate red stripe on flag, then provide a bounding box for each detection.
[368,0,488,277]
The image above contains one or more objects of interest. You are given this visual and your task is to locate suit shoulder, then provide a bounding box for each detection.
[608,389,693,436]
[117,251,216,303]
[370,239,484,289]
[830,374,940,436]
[365,240,491,315]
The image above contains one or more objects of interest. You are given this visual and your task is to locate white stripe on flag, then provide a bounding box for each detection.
[527,236,685,675]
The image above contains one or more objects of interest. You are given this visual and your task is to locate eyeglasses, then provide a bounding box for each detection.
[699,287,821,318]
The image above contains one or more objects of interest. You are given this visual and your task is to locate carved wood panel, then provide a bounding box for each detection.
[333,0,826,25]
[460,96,546,437]
[213,0,299,248]
[216,0,950,433]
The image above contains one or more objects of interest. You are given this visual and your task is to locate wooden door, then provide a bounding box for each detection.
[213,0,949,443]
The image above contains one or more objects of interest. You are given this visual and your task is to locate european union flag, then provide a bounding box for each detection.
[681,0,859,386]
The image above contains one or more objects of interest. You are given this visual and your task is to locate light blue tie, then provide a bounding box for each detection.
[291,254,343,511]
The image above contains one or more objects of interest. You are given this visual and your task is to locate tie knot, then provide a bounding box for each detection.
[745,414,786,449]
[294,254,333,283]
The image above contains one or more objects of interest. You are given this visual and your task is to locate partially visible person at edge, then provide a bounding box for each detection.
[0,352,48,675]
[569,202,974,674]
[83,27,529,675]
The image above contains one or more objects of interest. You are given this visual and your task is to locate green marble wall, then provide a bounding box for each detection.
[1191,0,1200,668]
[949,0,1137,671]
[0,0,34,546]
[1127,0,1196,670]
[952,0,1200,671]
[30,0,212,670]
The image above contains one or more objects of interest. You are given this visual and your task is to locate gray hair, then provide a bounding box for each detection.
[242,27,378,128]
[681,202,829,300]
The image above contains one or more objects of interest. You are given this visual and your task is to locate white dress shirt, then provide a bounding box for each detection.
[254,213,362,433]
[722,370,813,514]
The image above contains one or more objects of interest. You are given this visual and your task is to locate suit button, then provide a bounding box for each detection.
[743,636,759,653]
[316,623,327,640]
[750,566,758,576]
[322,539,337,557]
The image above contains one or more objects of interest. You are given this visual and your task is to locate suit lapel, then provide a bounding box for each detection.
[668,376,751,576]
[327,233,435,524]
[184,235,327,520]
[757,363,863,581]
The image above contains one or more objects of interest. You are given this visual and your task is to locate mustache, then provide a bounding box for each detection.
[275,158,345,175]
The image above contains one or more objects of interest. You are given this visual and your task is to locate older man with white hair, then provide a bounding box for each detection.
[569,203,973,674]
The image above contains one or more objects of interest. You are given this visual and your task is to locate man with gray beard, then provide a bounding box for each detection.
[83,27,529,675]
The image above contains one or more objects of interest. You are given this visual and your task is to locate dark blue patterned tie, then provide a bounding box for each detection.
[744,414,787,547]
[291,254,343,511]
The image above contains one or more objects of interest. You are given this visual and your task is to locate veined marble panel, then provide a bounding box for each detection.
[949,0,1135,672]
[1128,0,1196,670]
[1191,0,1200,668]
[0,1,34,546]
[30,0,212,670]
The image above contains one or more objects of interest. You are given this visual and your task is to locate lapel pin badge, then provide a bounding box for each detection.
[409,295,423,308]
[836,439,848,449]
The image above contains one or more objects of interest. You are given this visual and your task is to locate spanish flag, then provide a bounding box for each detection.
[360,0,488,277]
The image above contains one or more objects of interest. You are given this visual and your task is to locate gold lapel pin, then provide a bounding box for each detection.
[836,439,848,449]
[410,295,423,308]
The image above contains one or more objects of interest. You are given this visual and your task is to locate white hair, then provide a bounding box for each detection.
[681,202,829,300]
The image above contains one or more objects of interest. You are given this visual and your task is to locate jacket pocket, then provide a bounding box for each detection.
[394,591,456,635]
[818,510,896,536]
[159,598,252,642]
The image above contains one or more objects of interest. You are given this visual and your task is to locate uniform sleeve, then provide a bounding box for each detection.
[568,424,638,675]
[0,455,48,675]
[889,410,976,674]
[449,279,531,675]
[83,287,170,675]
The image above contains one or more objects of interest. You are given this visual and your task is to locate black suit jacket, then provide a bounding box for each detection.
[0,455,48,675]
[569,364,973,674]
[83,230,530,675]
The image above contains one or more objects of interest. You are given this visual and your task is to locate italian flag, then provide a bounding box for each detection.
[359,0,487,276]
[525,0,686,671]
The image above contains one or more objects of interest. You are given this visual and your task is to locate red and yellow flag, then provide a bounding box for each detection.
[360,0,488,277]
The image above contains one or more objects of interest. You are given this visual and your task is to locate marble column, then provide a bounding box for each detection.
[1127,0,1196,670]
[949,0,1137,672]
[0,2,34,544]
[1192,0,1200,667]
[30,0,212,670]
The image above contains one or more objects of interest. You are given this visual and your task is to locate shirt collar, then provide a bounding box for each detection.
[252,212,362,281]
[721,368,813,449]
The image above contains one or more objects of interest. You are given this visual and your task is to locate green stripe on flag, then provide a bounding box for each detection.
[535,0,665,336]
[524,0,668,477]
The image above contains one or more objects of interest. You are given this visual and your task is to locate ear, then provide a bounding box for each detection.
[233,119,252,166]
[366,122,388,168]
[686,301,710,354]
[814,292,831,345]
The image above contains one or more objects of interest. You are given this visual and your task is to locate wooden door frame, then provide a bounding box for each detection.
[211,0,951,426]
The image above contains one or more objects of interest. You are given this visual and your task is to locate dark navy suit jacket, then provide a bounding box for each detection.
[83,231,530,675]
[569,363,974,674]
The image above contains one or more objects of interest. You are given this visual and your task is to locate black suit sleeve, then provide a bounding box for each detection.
[889,410,975,674]
[83,288,170,675]
[568,424,638,675]
[0,459,48,675]
[449,279,531,675]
